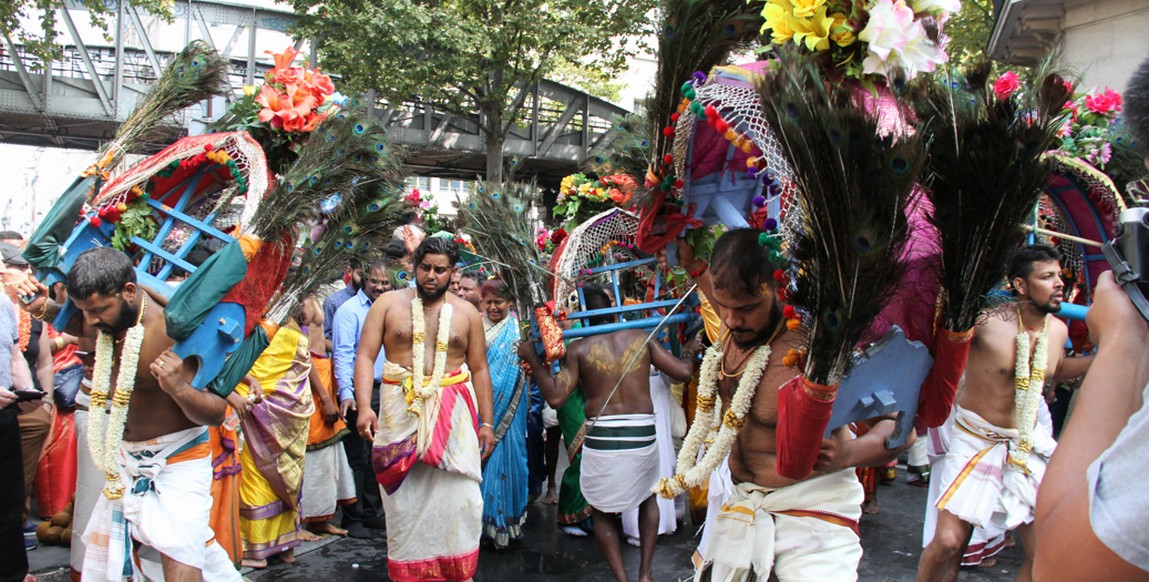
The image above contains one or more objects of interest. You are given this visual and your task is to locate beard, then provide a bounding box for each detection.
[729,302,783,349]
[1031,295,1063,315]
[96,298,139,334]
[417,280,450,301]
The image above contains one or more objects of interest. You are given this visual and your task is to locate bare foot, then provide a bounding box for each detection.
[310,522,348,536]
[862,499,880,515]
[971,558,998,568]
[278,550,296,564]
[639,574,655,582]
[241,558,267,569]
[541,487,557,505]
[298,529,323,542]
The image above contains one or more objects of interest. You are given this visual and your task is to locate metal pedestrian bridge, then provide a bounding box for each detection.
[0,0,629,183]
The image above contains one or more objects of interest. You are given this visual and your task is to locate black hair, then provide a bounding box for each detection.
[348,256,362,270]
[67,247,136,300]
[582,283,614,326]
[0,230,23,241]
[412,236,460,268]
[1006,244,1062,287]
[1126,57,1149,152]
[459,269,480,282]
[369,257,391,274]
[384,239,407,260]
[710,229,778,297]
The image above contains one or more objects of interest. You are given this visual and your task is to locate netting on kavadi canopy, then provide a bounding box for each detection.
[549,208,655,316]
[639,61,802,255]
[87,131,273,294]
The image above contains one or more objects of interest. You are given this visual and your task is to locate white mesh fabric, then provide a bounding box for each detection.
[551,208,651,313]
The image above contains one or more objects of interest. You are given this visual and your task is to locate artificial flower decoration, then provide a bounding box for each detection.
[758,0,956,83]
[1058,85,1125,169]
[553,172,639,228]
[215,47,339,172]
[993,71,1020,101]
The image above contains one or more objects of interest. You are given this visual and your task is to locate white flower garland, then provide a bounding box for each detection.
[88,298,147,500]
[1011,309,1048,471]
[656,342,771,498]
[408,296,453,416]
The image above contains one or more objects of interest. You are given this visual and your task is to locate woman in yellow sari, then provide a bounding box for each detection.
[235,318,315,568]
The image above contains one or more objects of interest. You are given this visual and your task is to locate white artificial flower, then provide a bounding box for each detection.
[858,0,915,61]
[908,0,961,16]
[863,19,946,79]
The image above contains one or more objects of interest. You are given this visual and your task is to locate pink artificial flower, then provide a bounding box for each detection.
[1056,118,1073,138]
[1099,142,1113,166]
[256,85,287,123]
[994,71,1020,100]
[1085,88,1122,114]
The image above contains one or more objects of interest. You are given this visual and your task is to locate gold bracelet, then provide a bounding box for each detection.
[32,301,49,321]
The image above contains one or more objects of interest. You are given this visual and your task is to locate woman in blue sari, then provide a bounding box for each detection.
[479,279,529,548]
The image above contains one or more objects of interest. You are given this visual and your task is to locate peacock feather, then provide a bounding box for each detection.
[257,110,407,323]
[758,53,923,386]
[909,58,1073,332]
[458,180,549,319]
[586,112,653,180]
[109,41,230,165]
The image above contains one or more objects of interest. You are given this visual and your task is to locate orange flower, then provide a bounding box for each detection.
[256,85,287,123]
[304,69,335,98]
[269,47,299,72]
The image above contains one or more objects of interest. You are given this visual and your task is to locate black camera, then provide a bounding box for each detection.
[1103,207,1149,321]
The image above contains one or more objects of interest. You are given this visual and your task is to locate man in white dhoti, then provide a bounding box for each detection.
[354,237,496,582]
[15,248,238,581]
[670,231,912,582]
[917,245,1092,581]
[521,284,695,582]
[622,369,680,545]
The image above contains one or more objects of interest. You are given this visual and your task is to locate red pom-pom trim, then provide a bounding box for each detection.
[663,154,674,165]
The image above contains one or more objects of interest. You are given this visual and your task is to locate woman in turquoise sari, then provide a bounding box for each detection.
[479,279,529,548]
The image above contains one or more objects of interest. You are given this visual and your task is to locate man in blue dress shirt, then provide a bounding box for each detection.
[332,258,389,538]
[322,258,363,353]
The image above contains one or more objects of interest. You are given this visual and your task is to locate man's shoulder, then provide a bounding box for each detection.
[446,293,479,319]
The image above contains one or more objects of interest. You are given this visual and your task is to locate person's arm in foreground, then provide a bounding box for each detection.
[1033,271,1149,581]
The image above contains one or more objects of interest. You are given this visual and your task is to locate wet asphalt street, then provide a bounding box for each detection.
[30,464,1024,581]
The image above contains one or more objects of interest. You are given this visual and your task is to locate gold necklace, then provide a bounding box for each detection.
[719,318,785,380]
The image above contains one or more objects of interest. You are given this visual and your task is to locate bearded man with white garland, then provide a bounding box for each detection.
[14,246,239,581]
[670,229,910,582]
[918,244,1093,582]
[354,236,496,582]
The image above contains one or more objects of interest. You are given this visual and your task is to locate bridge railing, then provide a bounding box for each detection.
[1,0,628,168]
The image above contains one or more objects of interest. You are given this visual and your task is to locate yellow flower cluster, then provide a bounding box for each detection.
[761,0,855,52]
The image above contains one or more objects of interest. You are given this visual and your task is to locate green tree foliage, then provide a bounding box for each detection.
[1,0,175,64]
[945,0,995,66]
[289,0,657,186]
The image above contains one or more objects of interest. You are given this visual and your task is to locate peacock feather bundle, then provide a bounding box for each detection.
[458,180,549,318]
[758,54,923,386]
[257,110,407,323]
[110,41,230,164]
[587,112,652,180]
[909,59,1073,332]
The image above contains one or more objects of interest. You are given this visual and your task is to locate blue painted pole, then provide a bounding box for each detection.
[561,313,693,339]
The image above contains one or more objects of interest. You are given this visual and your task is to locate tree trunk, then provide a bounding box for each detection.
[483,105,505,188]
